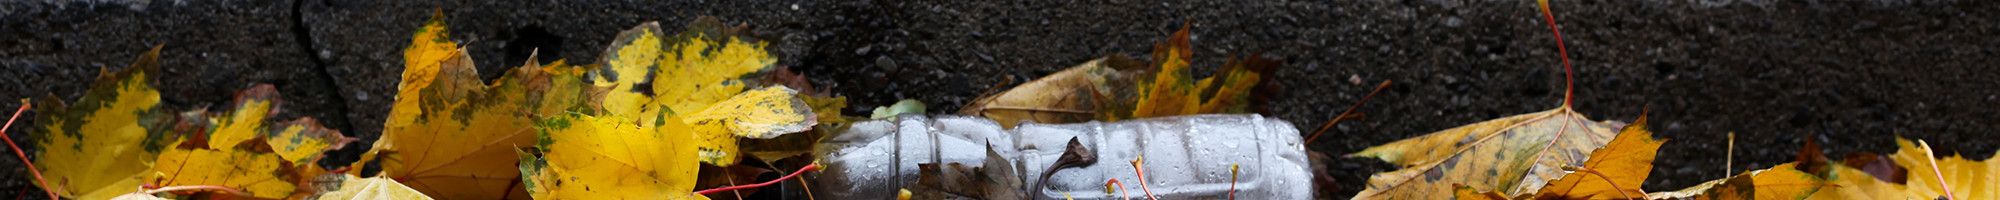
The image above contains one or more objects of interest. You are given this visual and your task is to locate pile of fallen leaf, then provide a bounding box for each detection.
[22,12,849,199]
[19,2,1998,200]
[17,9,1280,199]
[1345,1,1999,199]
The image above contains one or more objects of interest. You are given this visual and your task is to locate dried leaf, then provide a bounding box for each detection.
[145,85,298,199]
[960,56,1146,128]
[32,46,171,199]
[355,12,588,199]
[1129,26,1200,119]
[1452,184,1515,200]
[1532,115,1663,199]
[960,25,1275,127]
[908,143,1024,199]
[314,174,435,200]
[1647,137,1997,200]
[1348,107,1623,199]
[1129,26,1277,120]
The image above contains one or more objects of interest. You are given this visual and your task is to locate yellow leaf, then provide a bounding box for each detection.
[590,17,802,167]
[267,118,355,165]
[686,86,814,139]
[649,21,776,117]
[314,174,436,200]
[1647,137,2000,200]
[518,114,707,200]
[1452,184,1514,200]
[1126,25,1274,121]
[32,46,169,199]
[1647,163,1828,200]
[145,85,298,199]
[595,22,665,119]
[1348,107,1622,199]
[1889,138,1998,200]
[966,25,1272,127]
[358,12,588,199]
[1130,26,1198,119]
[1805,164,1917,199]
[1533,115,1664,199]
[1192,54,1272,114]
[685,86,812,166]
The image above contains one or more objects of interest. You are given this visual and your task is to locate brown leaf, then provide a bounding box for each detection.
[1349,107,1625,199]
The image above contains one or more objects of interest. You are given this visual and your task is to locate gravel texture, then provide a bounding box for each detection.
[3,0,1997,199]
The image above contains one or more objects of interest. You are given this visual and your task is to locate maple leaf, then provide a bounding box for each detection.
[587,17,808,167]
[1451,115,1664,200]
[1886,138,1996,200]
[353,12,592,199]
[267,118,356,167]
[960,25,1275,128]
[145,84,330,199]
[1348,108,1623,199]
[959,55,1147,128]
[1349,1,1639,198]
[1124,25,1275,121]
[517,17,813,198]
[517,113,706,199]
[31,46,172,199]
[1649,137,1998,200]
[1530,115,1663,199]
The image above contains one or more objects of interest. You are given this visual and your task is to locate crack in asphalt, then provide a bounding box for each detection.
[289,0,356,134]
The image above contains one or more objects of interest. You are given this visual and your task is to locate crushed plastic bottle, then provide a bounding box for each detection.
[813,114,1312,199]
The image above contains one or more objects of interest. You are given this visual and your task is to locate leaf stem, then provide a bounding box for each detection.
[1105,178,1130,200]
[1307,80,1390,144]
[1129,156,1158,200]
[1916,140,1956,200]
[1537,0,1576,107]
[694,163,821,195]
[0,100,54,200]
[1725,132,1735,176]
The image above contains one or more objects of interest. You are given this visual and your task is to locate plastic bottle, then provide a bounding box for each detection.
[812,114,1313,199]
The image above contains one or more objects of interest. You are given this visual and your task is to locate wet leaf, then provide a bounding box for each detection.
[32,46,172,199]
[1348,107,1623,199]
